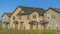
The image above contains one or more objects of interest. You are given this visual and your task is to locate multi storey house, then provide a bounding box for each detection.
[2,13,11,30]
[44,8,60,30]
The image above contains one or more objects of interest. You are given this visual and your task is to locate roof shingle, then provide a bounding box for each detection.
[18,6,46,15]
[48,8,60,13]
[2,13,11,17]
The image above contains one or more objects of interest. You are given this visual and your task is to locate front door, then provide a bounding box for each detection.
[20,22,25,30]
[13,21,18,30]
[30,24,33,30]
[15,23,18,29]
[33,24,38,30]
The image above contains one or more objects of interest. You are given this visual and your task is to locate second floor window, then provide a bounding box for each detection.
[19,15,21,20]
[51,14,56,19]
[47,14,51,19]
[13,16,15,20]
[27,15,29,20]
[47,14,56,19]
[32,14,36,19]
[3,17,9,21]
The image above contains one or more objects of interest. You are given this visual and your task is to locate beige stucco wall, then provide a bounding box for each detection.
[44,9,60,30]
[10,7,22,29]
[30,11,43,30]
[2,15,10,21]
[2,15,10,29]
[10,7,43,30]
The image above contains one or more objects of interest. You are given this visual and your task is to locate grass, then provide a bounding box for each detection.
[0,30,60,34]
[0,25,60,34]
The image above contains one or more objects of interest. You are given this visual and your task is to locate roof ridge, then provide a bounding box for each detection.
[18,6,44,9]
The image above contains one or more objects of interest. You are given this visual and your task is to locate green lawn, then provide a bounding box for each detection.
[0,25,60,34]
[0,30,60,34]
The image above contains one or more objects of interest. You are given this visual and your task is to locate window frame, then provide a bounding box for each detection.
[13,16,15,20]
[27,15,29,20]
[32,14,36,19]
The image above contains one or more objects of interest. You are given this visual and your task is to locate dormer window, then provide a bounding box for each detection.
[21,11,24,13]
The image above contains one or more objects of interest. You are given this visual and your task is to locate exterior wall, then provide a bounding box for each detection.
[20,15,30,30]
[30,11,43,30]
[2,15,10,30]
[2,15,10,21]
[19,11,43,30]
[2,7,60,30]
[10,7,22,29]
[10,7,43,30]
[44,9,60,30]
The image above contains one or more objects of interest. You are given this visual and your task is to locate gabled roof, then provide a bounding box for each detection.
[2,13,12,17]
[13,6,46,16]
[47,8,60,13]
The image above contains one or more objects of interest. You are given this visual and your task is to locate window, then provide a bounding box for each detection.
[47,14,51,19]
[48,24,50,29]
[47,14,56,19]
[3,16,9,21]
[27,15,29,20]
[51,14,53,19]
[13,16,15,20]
[32,15,36,19]
[19,15,21,20]
[51,14,56,19]
[18,15,21,20]
[21,11,24,13]
[54,14,56,19]
[47,17,49,19]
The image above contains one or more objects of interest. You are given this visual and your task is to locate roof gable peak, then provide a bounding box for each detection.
[46,8,60,14]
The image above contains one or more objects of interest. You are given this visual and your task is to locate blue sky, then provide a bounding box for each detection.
[0,0,60,20]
